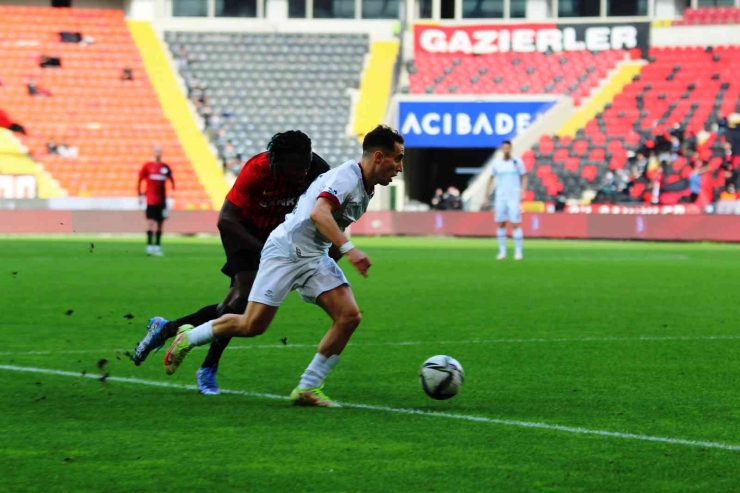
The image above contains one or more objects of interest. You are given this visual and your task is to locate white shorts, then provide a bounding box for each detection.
[494,198,522,224]
[248,241,350,307]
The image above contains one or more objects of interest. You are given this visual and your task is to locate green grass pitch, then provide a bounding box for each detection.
[2,236,740,492]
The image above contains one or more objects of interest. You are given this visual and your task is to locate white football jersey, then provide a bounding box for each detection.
[490,156,526,201]
[268,160,374,258]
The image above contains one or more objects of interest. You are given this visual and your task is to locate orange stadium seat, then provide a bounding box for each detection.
[0,6,209,208]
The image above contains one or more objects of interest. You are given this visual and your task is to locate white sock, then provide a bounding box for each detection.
[187,320,216,347]
[497,227,507,254]
[513,227,524,254]
[298,353,339,389]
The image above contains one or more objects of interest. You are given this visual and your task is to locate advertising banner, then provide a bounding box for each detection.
[0,174,37,199]
[414,21,651,56]
[399,99,557,148]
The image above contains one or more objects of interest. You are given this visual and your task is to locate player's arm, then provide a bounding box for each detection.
[518,160,528,201]
[137,165,147,204]
[137,165,147,196]
[520,174,528,201]
[310,197,370,277]
[167,166,175,197]
[217,199,264,254]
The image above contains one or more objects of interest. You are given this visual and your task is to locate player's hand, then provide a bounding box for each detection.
[138,195,144,207]
[346,248,371,277]
[520,190,527,202]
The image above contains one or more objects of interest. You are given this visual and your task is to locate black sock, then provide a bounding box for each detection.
[201,337,232,369]
[147,230,153,245]
[164,304,220,338]
[156,231,162,246]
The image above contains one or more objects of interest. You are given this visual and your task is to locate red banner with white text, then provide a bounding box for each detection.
[414,22,650,56]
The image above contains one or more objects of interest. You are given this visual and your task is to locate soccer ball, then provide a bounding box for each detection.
[419,355,464,400]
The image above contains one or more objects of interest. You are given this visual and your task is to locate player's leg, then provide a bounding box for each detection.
[200,271,255,368]
[163,247,291,375]
[196,271,256,395]
[164,301,279,375]
[291,256,355,407]
[152,210,165,255]
[510,198,523,260]
[132,305,220,366]
[494,199,508,259]
[133,235,247,366]
[290,286,359,407]
[145,208,156,255]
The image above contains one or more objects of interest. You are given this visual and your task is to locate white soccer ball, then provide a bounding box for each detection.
[419,355,464,400]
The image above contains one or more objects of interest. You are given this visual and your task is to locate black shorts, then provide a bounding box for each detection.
[220,226,262,285]
[145,205,167,221]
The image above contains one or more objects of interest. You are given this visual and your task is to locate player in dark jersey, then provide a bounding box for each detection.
[132,131,332,394]
[138,147,175,256]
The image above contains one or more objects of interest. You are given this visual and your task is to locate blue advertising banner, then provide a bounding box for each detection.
[399,100,557,148]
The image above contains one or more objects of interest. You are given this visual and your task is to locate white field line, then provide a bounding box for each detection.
[1,364,739,452]
[2,334,740,357]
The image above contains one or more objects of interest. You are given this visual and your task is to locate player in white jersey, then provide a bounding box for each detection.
[484,140,528,260]
[161,125,405,407]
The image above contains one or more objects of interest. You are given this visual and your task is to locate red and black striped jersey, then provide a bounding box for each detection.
[225,152,330,241]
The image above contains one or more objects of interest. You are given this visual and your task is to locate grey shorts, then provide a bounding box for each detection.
[248,241,350,307]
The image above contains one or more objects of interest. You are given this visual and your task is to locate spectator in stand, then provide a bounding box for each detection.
[121,68,134,81]
[682,130,698,155]
[720,184,737,201]
[716,111,728,137]
[615,168,633,200]
[669,135,681,160]
[445,186,462,210]
[646,151,661,176]
[632,152,648,177]
[594,171,616,204]
[47,139,59,155]
[721,142,737,186]
[431,188,445,210]
[650,163,669,205]
[222,141,240,172]
[174,46,190,71]
[689,160,710,203]
[201,105,214,130]
[669,122,684,143]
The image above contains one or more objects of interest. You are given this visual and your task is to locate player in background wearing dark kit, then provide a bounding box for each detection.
[138,147,175,256]
[132,131,332,394]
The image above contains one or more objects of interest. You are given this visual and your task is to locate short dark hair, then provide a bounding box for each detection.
[267,130,312,173]
[362,125,404,157]
[501,140,512,146]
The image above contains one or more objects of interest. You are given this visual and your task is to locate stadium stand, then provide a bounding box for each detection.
[408,50,628,106]
[526,46,740,205]
[165,31,369,168]
[674,7,740,26]
[0,6,211,208]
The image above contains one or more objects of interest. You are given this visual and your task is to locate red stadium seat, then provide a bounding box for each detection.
[581,165,598,182]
